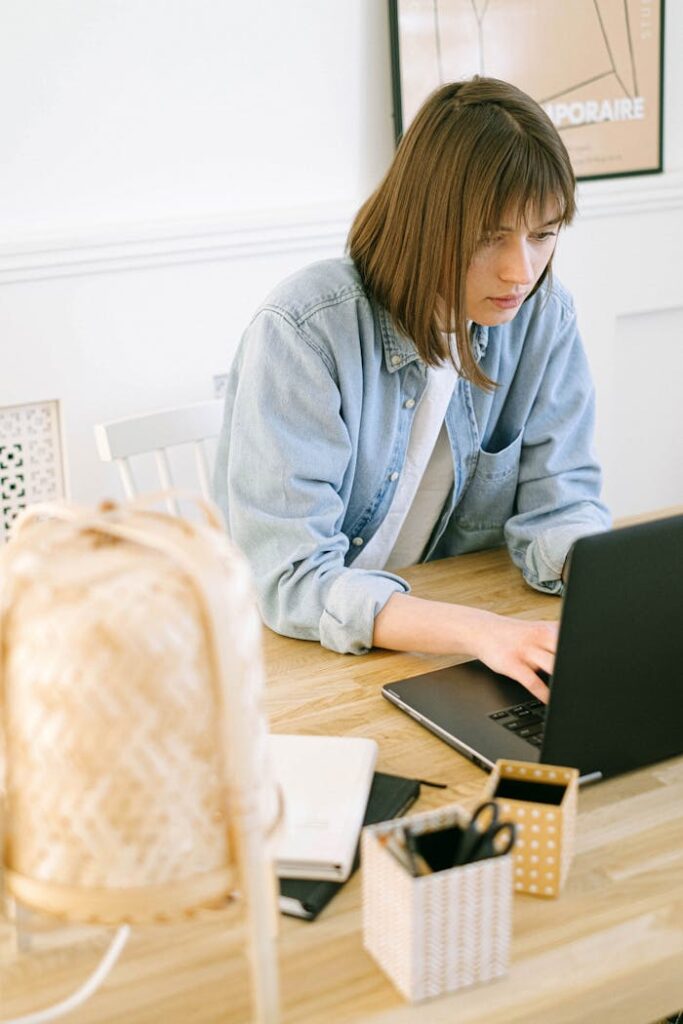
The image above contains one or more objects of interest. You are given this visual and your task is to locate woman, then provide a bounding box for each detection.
[214,76,610,701]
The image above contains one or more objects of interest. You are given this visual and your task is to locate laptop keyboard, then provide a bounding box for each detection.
[489,699,546,748]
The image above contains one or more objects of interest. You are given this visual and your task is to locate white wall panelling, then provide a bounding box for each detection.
[609,307,683,517]
[0,207,354,286]
[1,1,682,515]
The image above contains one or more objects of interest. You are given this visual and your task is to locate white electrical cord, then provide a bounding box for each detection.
[3,925,131,1024]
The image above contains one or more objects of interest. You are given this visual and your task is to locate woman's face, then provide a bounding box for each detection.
[465,201,562,326]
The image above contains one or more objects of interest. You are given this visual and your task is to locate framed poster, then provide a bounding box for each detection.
[389,0,664,180]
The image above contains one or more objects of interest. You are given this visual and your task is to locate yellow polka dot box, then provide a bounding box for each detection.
[483,759,579,899]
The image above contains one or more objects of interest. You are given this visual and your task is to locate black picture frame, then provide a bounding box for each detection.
[388,0,664,181]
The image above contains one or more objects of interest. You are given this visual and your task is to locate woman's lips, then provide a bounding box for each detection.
[489,294,524,310]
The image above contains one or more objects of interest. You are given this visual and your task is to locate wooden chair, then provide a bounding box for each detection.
[94,399,224,513]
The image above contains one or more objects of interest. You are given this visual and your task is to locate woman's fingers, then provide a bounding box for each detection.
[471,613,560,700]
[518,624,557,697]
[505,624,557,698]
[531,646,555,678]
[516,668,551,703]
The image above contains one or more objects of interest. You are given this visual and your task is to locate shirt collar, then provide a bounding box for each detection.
[379,306,421,373]
[380,306,490,373]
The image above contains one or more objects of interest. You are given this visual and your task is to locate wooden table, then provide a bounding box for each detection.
[3,519,683,1023]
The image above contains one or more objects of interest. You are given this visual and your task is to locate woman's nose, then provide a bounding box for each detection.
[498,240,535,286]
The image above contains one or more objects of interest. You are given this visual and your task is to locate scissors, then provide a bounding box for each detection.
[451,801,516,867]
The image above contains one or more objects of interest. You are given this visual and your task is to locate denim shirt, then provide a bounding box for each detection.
[214,257,610,654]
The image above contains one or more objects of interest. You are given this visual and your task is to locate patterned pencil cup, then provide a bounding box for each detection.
[484,760,579,898]
[361,803,512,1003]
[0,497,280,1023]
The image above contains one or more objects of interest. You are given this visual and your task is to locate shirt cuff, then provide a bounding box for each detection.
[523,521,607,594]
[319,570,410,655]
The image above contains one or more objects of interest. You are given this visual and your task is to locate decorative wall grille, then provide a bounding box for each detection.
[0,401,65,543]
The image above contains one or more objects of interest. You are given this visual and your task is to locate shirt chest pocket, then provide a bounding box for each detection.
[454,428,523,531]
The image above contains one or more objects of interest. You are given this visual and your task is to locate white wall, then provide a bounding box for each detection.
[0,0,681,516]
[0,1,391,231]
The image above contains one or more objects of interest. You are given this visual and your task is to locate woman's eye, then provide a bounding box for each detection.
[533,231,557,242]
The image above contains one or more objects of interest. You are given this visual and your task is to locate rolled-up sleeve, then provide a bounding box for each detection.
[504,295,611,593]
[214,308,409,653]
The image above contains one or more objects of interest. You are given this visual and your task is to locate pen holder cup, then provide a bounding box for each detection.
[482,759,579,898]
[361,803,512,1004]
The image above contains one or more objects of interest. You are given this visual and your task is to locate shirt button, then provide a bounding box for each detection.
[404,398,416,409]
[391,354,401,366]
[352,536,364,546]
[389,471,399,482]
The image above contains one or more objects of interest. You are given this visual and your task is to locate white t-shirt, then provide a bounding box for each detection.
[353,353,459,571]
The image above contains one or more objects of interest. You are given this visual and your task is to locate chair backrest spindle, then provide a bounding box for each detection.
[153,449,180,514]
[114,457,138,501]
[193,440,213,500]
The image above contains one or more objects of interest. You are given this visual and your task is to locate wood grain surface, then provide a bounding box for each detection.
[2,509,682,1023]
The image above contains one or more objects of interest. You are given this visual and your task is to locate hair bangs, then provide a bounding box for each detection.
[480,133,575,238]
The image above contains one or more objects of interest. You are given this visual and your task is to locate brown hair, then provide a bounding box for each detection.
[348,77,576,389]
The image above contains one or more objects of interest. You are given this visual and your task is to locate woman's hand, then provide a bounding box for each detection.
[373,594,558,701]
[468,613,558,702]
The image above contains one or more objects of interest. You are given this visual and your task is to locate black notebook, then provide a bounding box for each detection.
[278,771,421,920]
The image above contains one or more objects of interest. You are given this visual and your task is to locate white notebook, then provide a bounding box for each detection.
[269,733,378,882]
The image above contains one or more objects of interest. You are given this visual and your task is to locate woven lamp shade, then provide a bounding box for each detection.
[0,499,276,929]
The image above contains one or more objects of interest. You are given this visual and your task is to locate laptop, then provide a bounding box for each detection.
[382,513,683,784]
